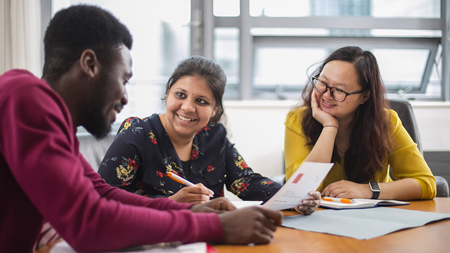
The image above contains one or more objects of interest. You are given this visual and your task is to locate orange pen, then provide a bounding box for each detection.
[167,172,195,186]
[166,172,214,197]
[322,197,355,204]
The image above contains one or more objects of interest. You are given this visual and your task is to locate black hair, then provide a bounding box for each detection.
[163,56,226,125]
[299,46,391,183]
[42,4,133,83]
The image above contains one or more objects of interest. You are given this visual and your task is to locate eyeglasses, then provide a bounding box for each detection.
[312,77,365,102]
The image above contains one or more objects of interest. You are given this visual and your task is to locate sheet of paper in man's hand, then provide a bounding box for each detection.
[263,162,333,211]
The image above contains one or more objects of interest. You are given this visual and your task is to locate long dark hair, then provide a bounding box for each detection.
[300,46,391,183]
[162,56,226,125]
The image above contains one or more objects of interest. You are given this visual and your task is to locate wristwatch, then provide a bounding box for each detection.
[369,182,381,199]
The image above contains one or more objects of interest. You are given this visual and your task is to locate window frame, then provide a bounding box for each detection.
[252,36,440,94]
[191,0,450,101]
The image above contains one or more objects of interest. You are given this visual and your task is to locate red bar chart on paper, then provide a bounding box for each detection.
[292,173,304,184]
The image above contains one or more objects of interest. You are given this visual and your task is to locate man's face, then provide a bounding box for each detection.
[83,45,132,139]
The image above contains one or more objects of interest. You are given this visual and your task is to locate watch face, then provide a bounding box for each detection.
[369,182,381,191]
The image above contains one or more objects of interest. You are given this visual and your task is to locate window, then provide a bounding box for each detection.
[45,0,450,107]
[50,0,192,126]
[203,0,447,100]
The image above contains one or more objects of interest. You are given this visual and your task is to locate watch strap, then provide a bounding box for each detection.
[369,182,381,199]
[371,190,380,199]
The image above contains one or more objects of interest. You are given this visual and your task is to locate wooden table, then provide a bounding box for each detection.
[36,198,450,253]
[212,197,450,253]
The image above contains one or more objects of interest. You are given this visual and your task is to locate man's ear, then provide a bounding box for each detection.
[360,90,370,104]
[79,49,98,78]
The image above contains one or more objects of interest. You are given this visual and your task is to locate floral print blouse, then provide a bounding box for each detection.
[98,114,281,202]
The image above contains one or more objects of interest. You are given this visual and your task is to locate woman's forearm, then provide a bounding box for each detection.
[305,127,337,163]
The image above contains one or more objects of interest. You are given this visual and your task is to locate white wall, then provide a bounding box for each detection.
[412,102,450,151]
[223,101,293,180]
[223,101,294,201]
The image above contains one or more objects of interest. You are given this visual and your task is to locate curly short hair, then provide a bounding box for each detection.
[42,4,133,83]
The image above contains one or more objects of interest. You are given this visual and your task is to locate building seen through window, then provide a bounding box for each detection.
[213,0,442,100]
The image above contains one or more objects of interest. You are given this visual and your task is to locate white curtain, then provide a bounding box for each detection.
[0,0,41,77]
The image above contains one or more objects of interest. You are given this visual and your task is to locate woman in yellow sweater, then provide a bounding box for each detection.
[285,46,436,200]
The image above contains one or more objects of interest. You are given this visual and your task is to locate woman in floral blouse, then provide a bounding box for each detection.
[98,56,320,213]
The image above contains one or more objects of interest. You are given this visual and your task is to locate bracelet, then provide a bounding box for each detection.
[323,125,338,129]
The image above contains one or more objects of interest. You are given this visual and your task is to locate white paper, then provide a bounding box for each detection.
[262,162,333,210]
[282,207,450,240]
[50,240,207,253]
[231,200,263,209]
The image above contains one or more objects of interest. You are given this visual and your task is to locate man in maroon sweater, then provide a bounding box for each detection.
[0,5,285,252]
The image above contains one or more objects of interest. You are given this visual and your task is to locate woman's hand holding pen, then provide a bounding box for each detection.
[294,191,321,215]
[166,172,214,204]
[168,183,214,204]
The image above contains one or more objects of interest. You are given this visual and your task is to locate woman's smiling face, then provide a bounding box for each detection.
[163,75,217,140]
[315,60,368,121]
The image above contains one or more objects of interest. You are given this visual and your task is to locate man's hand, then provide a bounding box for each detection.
[168,183,214,204]
[218,207,283,245]
[190,197,236,213]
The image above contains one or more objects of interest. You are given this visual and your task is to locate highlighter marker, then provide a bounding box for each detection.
[322,197,355,204]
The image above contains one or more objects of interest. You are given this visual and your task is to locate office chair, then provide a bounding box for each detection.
[389,98,449,197]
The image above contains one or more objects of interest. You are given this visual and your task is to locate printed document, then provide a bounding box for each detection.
[263,162,333,210]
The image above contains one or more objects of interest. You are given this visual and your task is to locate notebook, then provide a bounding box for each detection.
[320,197,409,210]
